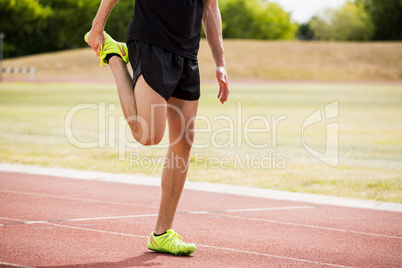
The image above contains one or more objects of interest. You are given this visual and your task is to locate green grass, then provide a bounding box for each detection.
[1,82,401,203]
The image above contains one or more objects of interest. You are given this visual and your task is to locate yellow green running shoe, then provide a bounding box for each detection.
[147,229,196,256]
[84,31,129,66]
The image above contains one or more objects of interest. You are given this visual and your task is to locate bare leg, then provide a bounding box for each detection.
[154,97,199,234]
[109,56,167,145]
[108,57,199,234]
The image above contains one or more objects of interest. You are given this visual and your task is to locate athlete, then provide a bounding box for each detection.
[85,0,229,255]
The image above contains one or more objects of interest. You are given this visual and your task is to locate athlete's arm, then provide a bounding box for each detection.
[87,0,119,56]
[203,0,230,104]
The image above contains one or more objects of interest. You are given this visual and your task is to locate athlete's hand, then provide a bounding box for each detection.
[216,66,230,104]
[86,29,105,57]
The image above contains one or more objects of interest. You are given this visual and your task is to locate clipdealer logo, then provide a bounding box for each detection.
[64,100,339,169]
[301,101,339,167]
[64,101,287,160]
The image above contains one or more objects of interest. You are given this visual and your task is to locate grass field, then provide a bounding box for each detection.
[1,81,401,203]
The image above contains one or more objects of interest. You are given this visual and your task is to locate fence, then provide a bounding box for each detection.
[1,67,36,82]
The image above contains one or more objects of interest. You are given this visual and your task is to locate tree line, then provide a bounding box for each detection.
[0,0,400,58]
[298,0,401,41]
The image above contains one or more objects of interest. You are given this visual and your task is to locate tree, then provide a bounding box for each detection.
[38,0,100,51]
[104,0,135,42]
[0,0,52,57]
[356,0,402,40]
[2,0,300,58]
[220,0,297,40]
[309,2,374,41]
[252,1,297,40]
[296,23,315,40]
[38,0,134,51]
[1,0,135,58]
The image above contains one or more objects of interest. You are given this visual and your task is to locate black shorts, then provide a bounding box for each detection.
[127,40,200,101]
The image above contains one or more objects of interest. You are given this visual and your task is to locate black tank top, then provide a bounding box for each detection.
[127,0,204,59]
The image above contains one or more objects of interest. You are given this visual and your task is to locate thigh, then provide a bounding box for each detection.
[166,97,199,147]
[134,75,167,143]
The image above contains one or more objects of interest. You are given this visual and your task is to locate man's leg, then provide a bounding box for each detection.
[154,97,199,235]
[109,56,166,145]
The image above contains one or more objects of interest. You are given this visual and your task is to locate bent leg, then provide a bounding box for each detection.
[109,57,167,145]
[154,97,199,234]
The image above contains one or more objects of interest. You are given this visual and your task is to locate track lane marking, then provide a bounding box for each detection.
[2,203,399,241]
[1,190,400,240]
[0,216,354,268]
[0,190,313,214]
[0,262,34,268]
[0,189,158,209]
[185,205,315,214]
[0,206,311,226]
[209,213,402,240]
[45,223,355,267]
[198,244,355,268]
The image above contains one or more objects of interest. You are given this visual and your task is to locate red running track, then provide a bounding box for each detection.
[0,171,401,267]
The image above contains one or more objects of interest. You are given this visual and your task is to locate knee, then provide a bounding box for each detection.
[184,129,195,149]
[127,119,165,146]
[136,136,163,146]
[172,129,194,152]
[133,129,164,146]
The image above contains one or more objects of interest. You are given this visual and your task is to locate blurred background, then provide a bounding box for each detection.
[1,0,401,57]
[0,0,401,82]
[0,0,401,203]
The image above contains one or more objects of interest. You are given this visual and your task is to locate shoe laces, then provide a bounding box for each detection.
[171,232,184,243]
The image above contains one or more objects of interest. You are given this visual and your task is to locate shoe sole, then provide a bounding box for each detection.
[148,247,196,256]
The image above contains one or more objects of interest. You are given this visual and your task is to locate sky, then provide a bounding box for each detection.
[271,0,348,23]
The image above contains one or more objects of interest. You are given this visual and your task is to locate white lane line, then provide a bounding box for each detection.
[210,213,402,240]
[198,244,354,268]
[0,217,28,225]
[46,222,354,268]
[223,205,315,212]
[0,262,33,268]
[1,190,399,240]
[0,189,158,209]
[24,221,49,225]
[0,206,312,226]
[4,189,298,215]
[67,214,159,222]
[49,222,148,240]
[186,205,315,214]
[0,214,159,226]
